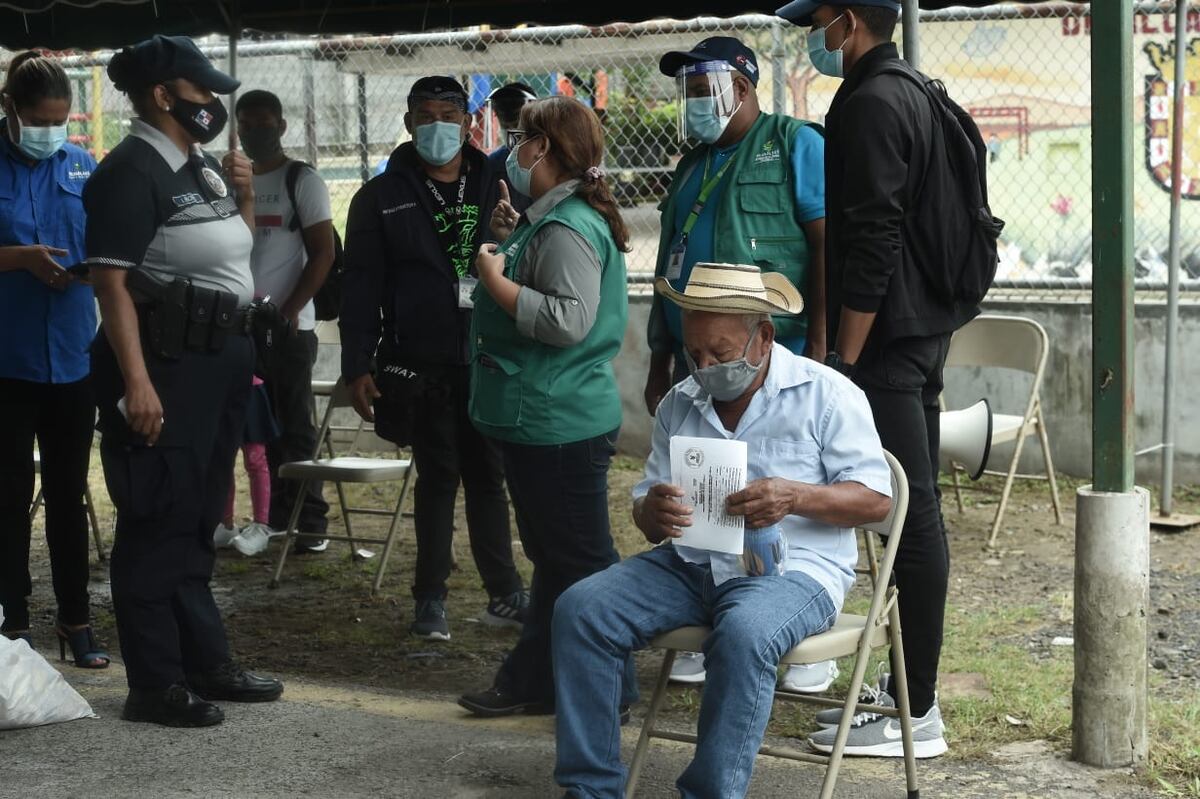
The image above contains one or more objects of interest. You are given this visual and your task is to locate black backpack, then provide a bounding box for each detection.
[879,64,1005,308]
[284,160,344,321]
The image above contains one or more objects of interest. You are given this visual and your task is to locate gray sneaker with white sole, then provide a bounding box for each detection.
[809,701,947,759]
[668,651,706,684]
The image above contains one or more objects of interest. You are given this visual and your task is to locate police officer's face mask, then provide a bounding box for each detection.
[167,91,229,145]
[684,323,768,402]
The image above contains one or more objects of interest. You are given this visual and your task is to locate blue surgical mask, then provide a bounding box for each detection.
[685,97,732,145]
[807,14,848,79]
[13,115,67,160]
[505,140,544,197]
[684,325,767,401]
[414,121,464,166]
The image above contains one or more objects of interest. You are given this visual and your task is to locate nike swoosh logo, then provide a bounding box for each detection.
[883,716,937,740]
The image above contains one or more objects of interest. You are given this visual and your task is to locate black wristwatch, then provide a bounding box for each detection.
[824,351,857,378]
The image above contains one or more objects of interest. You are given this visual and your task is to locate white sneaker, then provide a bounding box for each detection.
[668,651,706,684]
[809,701,948,759]
[231,523,272,557]
[779,660,839,694]
[213,523,238,549]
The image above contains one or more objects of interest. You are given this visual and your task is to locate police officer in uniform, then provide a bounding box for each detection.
[84,35,282,728]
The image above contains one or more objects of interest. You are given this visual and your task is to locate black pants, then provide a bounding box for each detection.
[263,329,328,535]
[854,333,952,717]
[93,333,252,691]
[0,377,94,632]
[494,429,633,708]
[409,364,521,601]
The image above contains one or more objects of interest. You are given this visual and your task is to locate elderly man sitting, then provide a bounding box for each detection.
[550,263,892,799]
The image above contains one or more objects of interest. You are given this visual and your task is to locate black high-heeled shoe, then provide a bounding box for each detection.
[55,622,110,669]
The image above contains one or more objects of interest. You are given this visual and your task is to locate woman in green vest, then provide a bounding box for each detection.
[458,97,633,718]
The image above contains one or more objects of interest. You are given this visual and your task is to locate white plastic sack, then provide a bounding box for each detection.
[0,604,96,729]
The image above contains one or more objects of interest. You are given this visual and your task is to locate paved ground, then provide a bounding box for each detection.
[0,655,1159,799]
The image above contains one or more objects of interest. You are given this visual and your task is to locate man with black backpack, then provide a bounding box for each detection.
[235,89,336,553]
[778,0,1003,759]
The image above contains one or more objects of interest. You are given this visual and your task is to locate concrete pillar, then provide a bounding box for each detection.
[1072,486,1149,766]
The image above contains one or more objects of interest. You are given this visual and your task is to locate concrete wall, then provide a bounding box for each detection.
[319,293,1200,484]
[611,294,1200,484]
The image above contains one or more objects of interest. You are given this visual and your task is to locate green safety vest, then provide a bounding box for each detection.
[655,112,822,341]
[470,194,628,445]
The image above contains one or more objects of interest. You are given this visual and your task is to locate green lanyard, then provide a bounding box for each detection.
[680,152,734,240]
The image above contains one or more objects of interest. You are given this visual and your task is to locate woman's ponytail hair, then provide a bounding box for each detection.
[2,51,71,111]
[520,97,631,253]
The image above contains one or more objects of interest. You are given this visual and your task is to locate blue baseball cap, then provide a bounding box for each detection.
[776,0,901,27]
[659,37,760,86]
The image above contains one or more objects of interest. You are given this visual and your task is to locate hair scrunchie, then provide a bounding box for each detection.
[584,165,605,182]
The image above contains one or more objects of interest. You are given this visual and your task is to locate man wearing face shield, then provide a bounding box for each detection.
[484,82,537,214]
[646,36,834,694]
[340,75,527,643]
[645,37,828,419]
[552,263,891,798]
[777,0,983,760]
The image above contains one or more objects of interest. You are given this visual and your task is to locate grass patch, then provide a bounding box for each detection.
[1150,698,1200,797]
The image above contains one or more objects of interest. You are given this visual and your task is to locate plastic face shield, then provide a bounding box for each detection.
[675,61,738,144]
[486,90,537,133]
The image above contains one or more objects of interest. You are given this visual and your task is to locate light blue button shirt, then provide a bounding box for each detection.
[633,344,892,609]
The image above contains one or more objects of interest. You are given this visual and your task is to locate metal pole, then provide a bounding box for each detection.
[303,54,318,167]
[901,0,920,69]
[1091,4,1136,494]
[1073,0,1148,769]
[771,20,786,116]
[1159,0,1188,518]
[227,31,239,150]
[357,72,369,185]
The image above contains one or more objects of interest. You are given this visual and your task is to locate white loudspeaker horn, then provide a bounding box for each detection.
[940,399,993,481]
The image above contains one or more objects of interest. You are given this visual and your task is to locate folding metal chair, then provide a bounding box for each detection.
[626,451,917,799]
[31,451,106,562]
[944,314,1064,547]
[269,380,414,595]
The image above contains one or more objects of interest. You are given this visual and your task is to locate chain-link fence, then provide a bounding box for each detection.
[4,2,1199,292]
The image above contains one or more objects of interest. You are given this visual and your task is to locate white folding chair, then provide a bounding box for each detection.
[943,314,1063,548]
[626,451,917,799]
[269,380,414,595]
[31,451,106,562]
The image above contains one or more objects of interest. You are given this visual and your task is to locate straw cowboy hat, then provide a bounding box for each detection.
[655,263,804,316]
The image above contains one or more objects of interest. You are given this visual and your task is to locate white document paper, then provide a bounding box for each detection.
[669,435,747,555]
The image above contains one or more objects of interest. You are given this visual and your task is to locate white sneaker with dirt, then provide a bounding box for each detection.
[668,651,706,684]
[231,523,272,557]
[779,660,838,693]
[809,701,948,759]
[213,523,239,549]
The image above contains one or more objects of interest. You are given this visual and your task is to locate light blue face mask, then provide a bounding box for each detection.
[14,115,68,160]
[685,97,732,145]
[414,120,464,166]
[807,14,848,79]
[504,139,545,197]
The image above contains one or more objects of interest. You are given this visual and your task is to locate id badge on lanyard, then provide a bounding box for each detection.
[666,235,687,281]
[457,275,478,309]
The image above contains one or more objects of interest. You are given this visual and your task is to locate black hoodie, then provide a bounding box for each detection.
[340,141,501,379]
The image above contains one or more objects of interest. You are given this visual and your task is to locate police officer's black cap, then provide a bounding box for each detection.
[659,37,760,86]
[408,75,468,110]
[108,35,240,95]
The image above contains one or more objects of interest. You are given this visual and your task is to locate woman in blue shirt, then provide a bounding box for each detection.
[0,52,107,668]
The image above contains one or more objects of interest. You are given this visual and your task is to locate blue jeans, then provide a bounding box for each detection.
[552,545,837,799]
